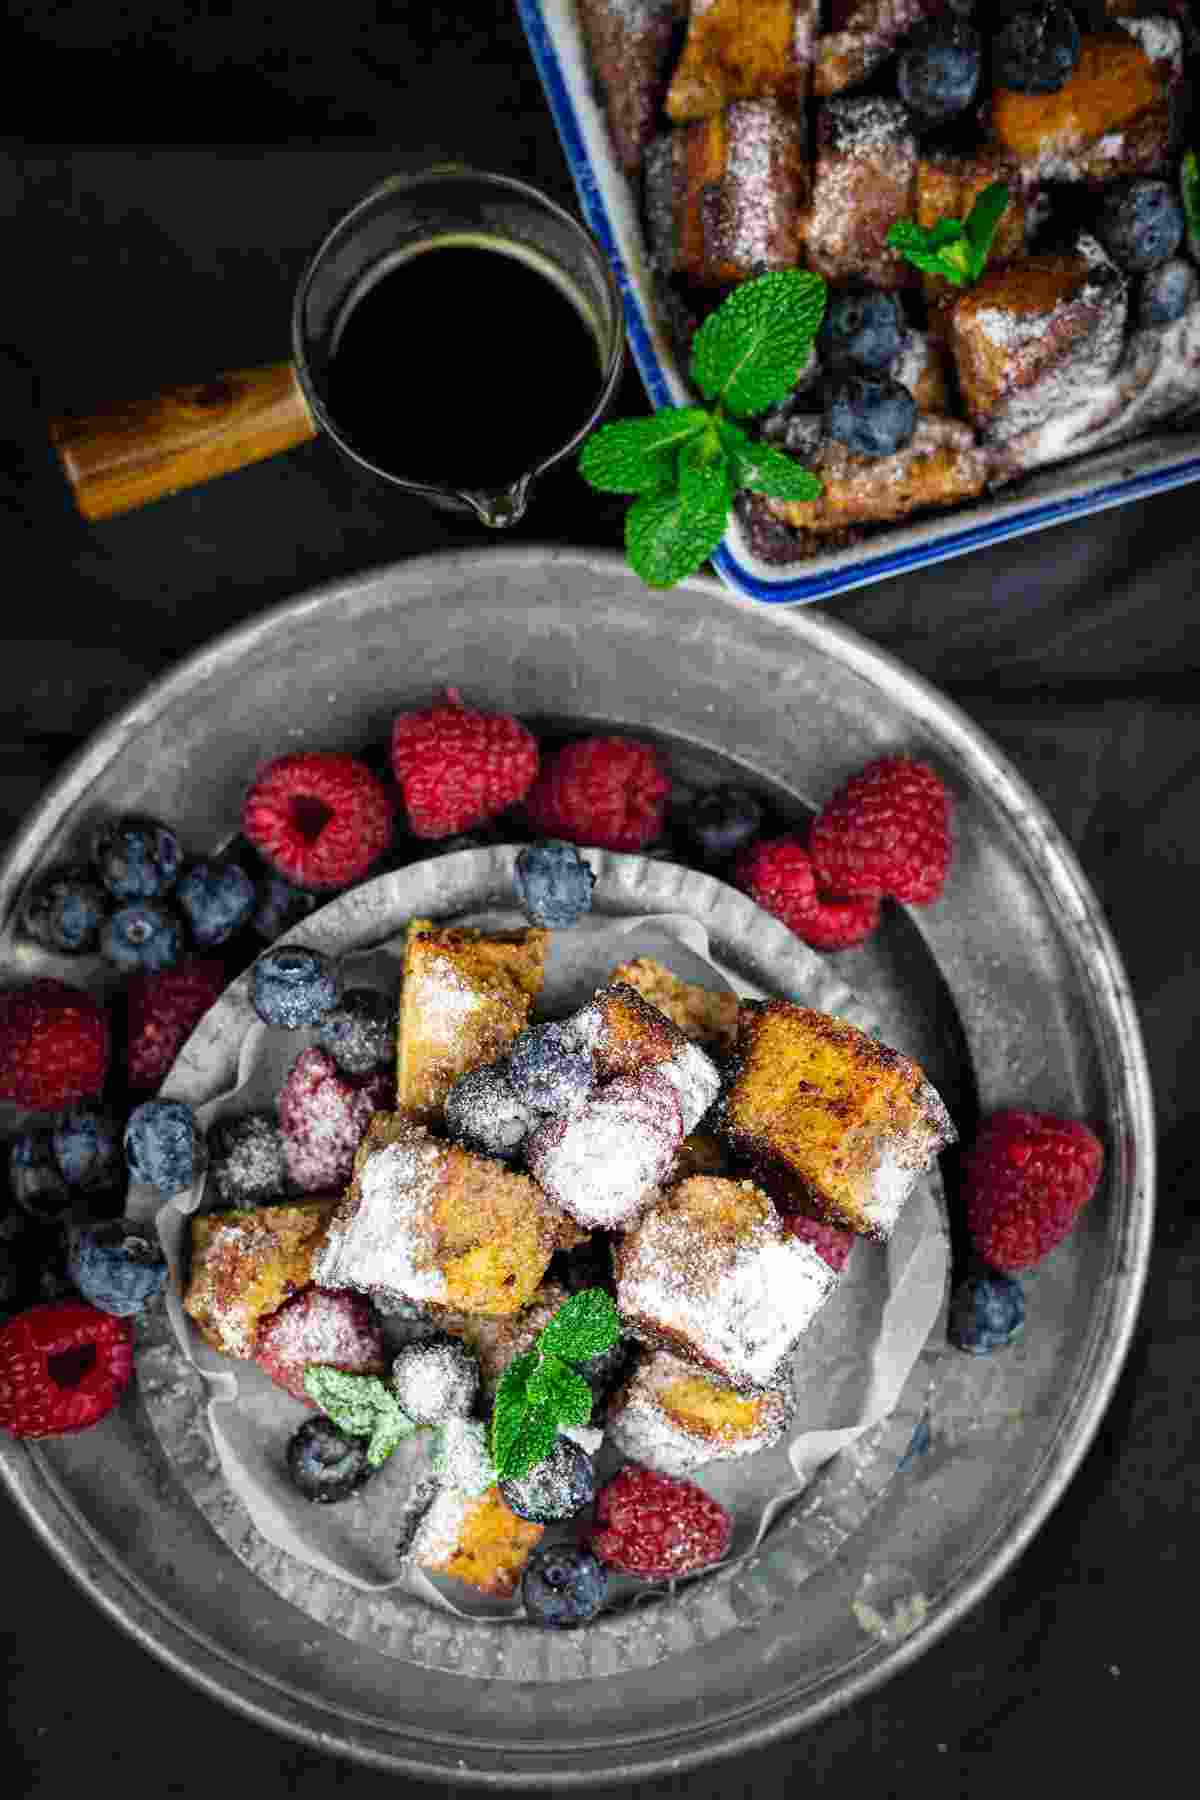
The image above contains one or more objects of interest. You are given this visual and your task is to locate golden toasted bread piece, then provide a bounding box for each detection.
[576,0,683,176]
[891,330,955,415]
[804,97,918,289]
[607,955,739,1053]
[765,417,989,533]
[650,101,808,285]
[396,919,548,1126]
[607,1345,793,1475]
[814,0,945,97]
[720,1000,955,1240]
[666,0,817,122]
[184,1197,339,1359]
[408,1486,544,1598]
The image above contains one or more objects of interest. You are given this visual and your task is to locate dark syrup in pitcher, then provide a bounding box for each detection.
[324,239,605,490]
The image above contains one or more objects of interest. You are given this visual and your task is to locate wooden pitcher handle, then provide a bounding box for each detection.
[49,360,319,521]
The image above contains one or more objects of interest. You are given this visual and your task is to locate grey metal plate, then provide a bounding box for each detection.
[0,547,1153,1786]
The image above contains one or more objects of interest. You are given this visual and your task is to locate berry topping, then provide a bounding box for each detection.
[276,1046,389,1194]
[125,956,226,1091]
[286,1414,373,1503]
[1138,258,1198,328]
[391,1337,479,1425]
[589,1464,732,1580]
[20,867,108,955]
[824,373,917,459]
[251,946,341,1029]
[521,1544,609,1629]
[523,736,671,852]
[809,756,953,904]
[948,1269,1026,1354]
[0,1300,133,1438]
[390,688,539,840]
[67,1221,168,1318]
[100,900,184,973]
[506,1023,596,1116]
[500,1435,597,1523]
[818,287,906,374]
[208,1112,289,1206]
[783,1211,857,1273]
[250,871,319,942]
[176,860,257,948]
[8,1131,72,1222]
[254,1287,385,1401]
[1097,179,1185,274]
[91,815,181,902]
[51,1104,125,1195]
[733,838,881,950]
[897,17,982,122]
[682,786,764,866]
[124,1099,207,1196]
[514,839,597,927]
[0,980,110,1111]
[993,3,1081,97]
[315,987,397,1076]
[964,1110,1104,1272]
[443,1064,535,1160]
[242,751,393,889]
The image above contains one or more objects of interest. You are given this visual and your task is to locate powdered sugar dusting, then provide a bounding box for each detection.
[409,962,486,1036]
[278,1046,388,1193]
[1116,15,1182,73]
[607,1346,792,1476]
[656,1039,721,1134]
[716,100,800,273]
[313,1131,448,1305]
[526,1071,682,1229]
[254,1287,384,1400]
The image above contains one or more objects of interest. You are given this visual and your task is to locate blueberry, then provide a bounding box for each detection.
[20,867,109,954]
[521,1544,609,1628]
[251,946,341,1029]
[500,1436,597,1524]
[52,1105,126,1195]
[125,1099,207,1196]
[67,1220,168,1318]
[286,1415,372,1503]
[514,840,596,928]
[897,18,981,123]
[1138,258,1198,328]
[1098,180,1185,274]
[818,287,906,375]
[824,373,917,459]
[443,1064,535,1159]
[100,900,184,972]
[8,1131,72,1222]
[948,1270,1025,1354]
[684,786,764,865]
[177,860,256,947]
[993,4,1081,96]
[92,815,181,901]
[507,1023,596,1116]
[208,1112,288,1206]
[316,987,397,1075]
[571,1336,633,1408]
[251,871,319,942]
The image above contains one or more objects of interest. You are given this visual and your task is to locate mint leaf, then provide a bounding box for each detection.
[690,270,828,417]
[888,184,1009,286]
[525,1353,594,1428]
[536,1287,620,1363]
[303,1366,419,1468]
[578,408,711,494]
[490,1350,538,1476]
[962,181,1010,278]
[717,419,823,503]
[1183,150,1200,256]
[495,1405,562,1482]
[625,469,731,589]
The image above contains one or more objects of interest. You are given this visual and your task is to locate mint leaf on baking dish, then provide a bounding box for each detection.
[690,269,828,417]
[1183,151,1200,258]
[716,419,824,504]
[537,1287,620,1363]
[888,181,1011,286]
[489,1288,617,1481]
[303,1365,420,1468]
[577,407,711,493]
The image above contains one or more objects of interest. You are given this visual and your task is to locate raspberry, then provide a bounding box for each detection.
[242,751,392,889]
[254,1286,386,1402]
[277,1046,390,1193]
[125,956,226,1091]
[0,980,110,1111]
[390,688,539,839]
[0,1300,133,1438]
[733,839,880,950]
[783,1212,857,1273]
[964,1110,1104,1272]
[589,1464,732,1580]
[523,736,671,852]
[810,757,952,904]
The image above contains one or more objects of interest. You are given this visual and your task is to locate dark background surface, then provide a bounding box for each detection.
[2,4,1197,1794]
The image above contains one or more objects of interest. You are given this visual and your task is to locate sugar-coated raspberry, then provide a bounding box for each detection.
[390,688,539,839]
[523,736,671,852]
[0,980,110,1111]
[277,1046,390,1193]
[783,1212,857,1273]
[810,756,952,905]
[734,838,880,950]
[0,1300,133,1438]
[125,957,226,1091]
[964,1110,1104,1272]
[589,1463,733,1580]
[254,1286,386,1402]
[242,751,393,889]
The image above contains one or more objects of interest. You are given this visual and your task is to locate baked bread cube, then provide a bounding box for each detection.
[814,0,950,98]
[439,1281,569,1404]
[183,1196,339,1359]
[890,331,955,416]
[396,919,548,1126]
[313,1113,582,1317]
[804,98,918,290]
[575,0,683,176]
[526,1069,683,1230]
[607,955,739,1053]
[408,1484,544,1599]
[646,102,808,286]
[607,1345,793,1475]
[948,236,1128,446]
[720,1001,955,1240]
[614,1174,840,1389]
[764,417,989,533]
[571,980,721,1131]
[666,0,817,122]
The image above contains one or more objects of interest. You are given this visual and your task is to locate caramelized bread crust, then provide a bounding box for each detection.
[184,1197,339,1359]
[608,955,739,1053]
[988,29,1177,182]
[576,0,683,176]
[804,97,918,290]
[766,417,988,533]
[666,0,816,123]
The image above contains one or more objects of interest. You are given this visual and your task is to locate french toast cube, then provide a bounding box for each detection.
[891,330,955,416]
[720,1001,955,1240]
[395,918,548,1126]
[606,956,740,1054]
[607,1345,793,1476]
[764,417,989,534]
[572,980,721,1132]
[408,1485,544,1599]
[804,97,918,289]
[575,0,683,176]
[666,0,816,124]
[645,101,807,285]
[814,1,952,98]
[438,1281,569,1403]
[184,1197,340,1359]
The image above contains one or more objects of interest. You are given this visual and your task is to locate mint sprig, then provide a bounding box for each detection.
[887,181,1010,287]
[1183,150,1200,258]
[489,1287,618,1482]
[303,1365,420,1469]
[578,270,827,589]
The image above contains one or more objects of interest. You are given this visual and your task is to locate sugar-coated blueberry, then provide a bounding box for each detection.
[20,867,109,954]
[316,987,397,1076]
[514,839,596,928]
[286,1416,373,1503]
[521,1544,609,1628]
[993,3,1080,96]
[1138,259,1198,328]
[824,374,917,459]
[208,1112,288,1206]
[897,18,981,123]
[1098,180,1185,274]
[67,1220,168,1318]
[92,815,181,902]
[125,1099,207,1196]
[443,1064,535,1159]
[177,860,257,947]
[100,900,184,972]
[948,1270,1025,1354]
[818,287,906,373]
[506,1023,596,1116]
[391,1337,478,1425]
[684,786,764,865]
[251,945,341,1029]
[500,1436,597,1524]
